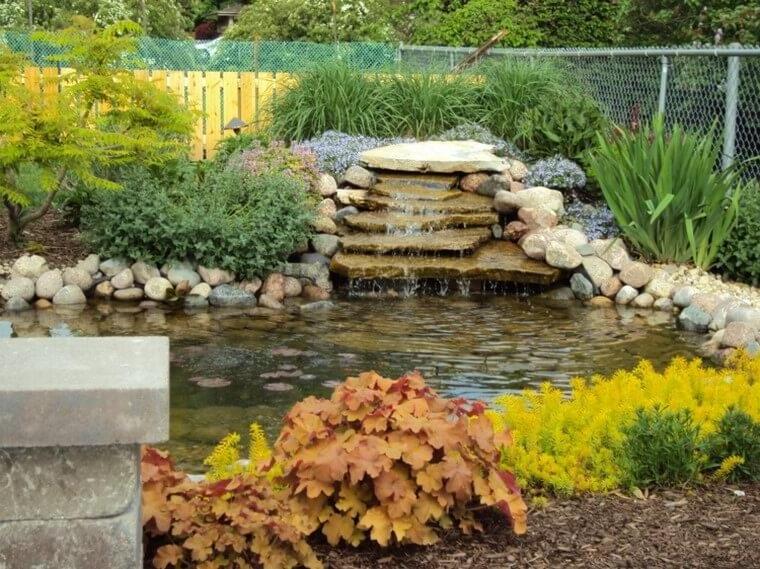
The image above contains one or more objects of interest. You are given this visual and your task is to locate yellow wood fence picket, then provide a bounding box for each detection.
[21,66,292,160]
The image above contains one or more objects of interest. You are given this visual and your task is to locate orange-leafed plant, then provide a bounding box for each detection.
[141,447,322,569]
[273,371,527,547]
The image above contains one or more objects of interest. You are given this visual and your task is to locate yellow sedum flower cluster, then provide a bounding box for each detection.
[493,353,760,495]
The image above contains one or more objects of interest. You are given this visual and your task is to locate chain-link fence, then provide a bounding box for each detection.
[3,31,759,169]
[400,45,760,172]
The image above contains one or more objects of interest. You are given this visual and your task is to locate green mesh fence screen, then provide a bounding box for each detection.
[0,31,398,71]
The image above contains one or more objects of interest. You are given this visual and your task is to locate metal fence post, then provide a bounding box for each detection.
[722,45,742,169]
[657,55,669,115]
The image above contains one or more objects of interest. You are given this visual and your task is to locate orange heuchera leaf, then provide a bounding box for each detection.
[346,436,392,484]
[322,512,356,546]
[153,544,184,569]
[358,506,393,546]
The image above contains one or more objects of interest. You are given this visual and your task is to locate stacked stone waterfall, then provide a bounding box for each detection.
[329,141,560,286]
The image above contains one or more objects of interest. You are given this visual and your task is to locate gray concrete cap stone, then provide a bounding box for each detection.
[0,336,169,447]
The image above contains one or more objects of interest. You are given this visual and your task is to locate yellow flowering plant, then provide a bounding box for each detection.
[493,353,760,495]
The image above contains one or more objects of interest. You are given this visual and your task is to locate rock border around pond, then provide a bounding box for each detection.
[0,254,333,313]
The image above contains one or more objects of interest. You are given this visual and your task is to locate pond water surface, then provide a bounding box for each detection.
[1,294,701,470]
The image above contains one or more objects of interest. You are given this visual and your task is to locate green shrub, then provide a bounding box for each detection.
[620,407,704,488]
[516,92,610,163]
[81,166,313,278]
[212,131,273,167]
[702,408,760,483]
[270,63,394,140]
[590,117,746,270]
[716,187,760,286]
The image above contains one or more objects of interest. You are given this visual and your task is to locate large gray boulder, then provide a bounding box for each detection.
[208,284,257,308]
[311,234,340,257]
[619,261,653,288]
[167,266,201,288]
[110,269,134,290]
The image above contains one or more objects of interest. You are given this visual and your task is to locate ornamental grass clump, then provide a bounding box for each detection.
[590,116,747,269]
[274,371,527,546]
[492,353,760,495]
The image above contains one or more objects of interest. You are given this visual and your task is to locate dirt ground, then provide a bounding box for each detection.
[0,210,89,269]
[314,484,760,568]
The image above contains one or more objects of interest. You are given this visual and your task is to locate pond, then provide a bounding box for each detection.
[1,294,701,471]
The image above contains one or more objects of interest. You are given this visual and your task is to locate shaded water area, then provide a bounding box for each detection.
[1,294,701,471]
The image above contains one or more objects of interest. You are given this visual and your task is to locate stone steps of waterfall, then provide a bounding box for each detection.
[372,182,462,201]
[342,211,498,233]
[373,171,459,190]
[340,228,492,254]
[330,241,561,285]
[348,192,494,214]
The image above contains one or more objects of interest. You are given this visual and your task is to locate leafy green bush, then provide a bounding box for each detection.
[81,165,313,278]
[716,187,760,286]
[229,141,320,189]
[619,407,704,488]
[409,0,541,47]
[702,408,760,483]
[516,92,610,163]
[590,117,746,270]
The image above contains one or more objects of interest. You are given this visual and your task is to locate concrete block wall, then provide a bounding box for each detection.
[0,337,169,569]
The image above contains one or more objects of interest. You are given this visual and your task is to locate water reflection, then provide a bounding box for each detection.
[0,295,701,470]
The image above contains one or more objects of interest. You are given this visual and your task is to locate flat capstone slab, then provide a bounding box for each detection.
[0,336,169,447]
[0,445,139,521]
[0,504,140,569]
[360,141,507,173]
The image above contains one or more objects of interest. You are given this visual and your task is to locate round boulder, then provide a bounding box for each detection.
[317,173,338,197]
[590,239,630,271]
[312,216,338,235]
[460,173,489,193]
[144,277,174,301]
[311,234,340,257]
[76,254,101,275]
[111,268,135,290]
[261,273,286,302]
[167,267,201,288]
[131,262,161,285]
[52,285,87,306]
[1,276,35,301]
[63,267,93,291]
[570,273,594,300]
[197,266,235,287]
[580,256,613,289]
[631,293,655,308]
[600,276,623,298]
[679,304,712,332]
[517,207,558,229]
[35,269,63,300]
[545,241,583,270]
[12,254,48,279]
[94,281,115,299]
[113,287,144,301]
[615,285,639,305]
[494,187,565,216]
[508,160,528,181]
[343,165,376,189]
[619,261,653,288]
[283,277,302,298]
[99,258,129,278]
[317,198,337,219]
[189,282,212,298]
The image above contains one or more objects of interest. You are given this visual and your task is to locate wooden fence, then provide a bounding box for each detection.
[23,67,294,160]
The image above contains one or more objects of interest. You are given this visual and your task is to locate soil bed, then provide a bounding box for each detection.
[315,484,759,568]
[0,210,88,269]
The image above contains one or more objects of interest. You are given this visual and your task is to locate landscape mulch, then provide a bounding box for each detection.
[315,484,760,568]
[0,210,88,269]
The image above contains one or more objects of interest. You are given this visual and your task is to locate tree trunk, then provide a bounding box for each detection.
[4,201,23,245]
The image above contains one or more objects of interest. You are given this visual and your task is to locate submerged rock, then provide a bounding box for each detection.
[208,284,257,308]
